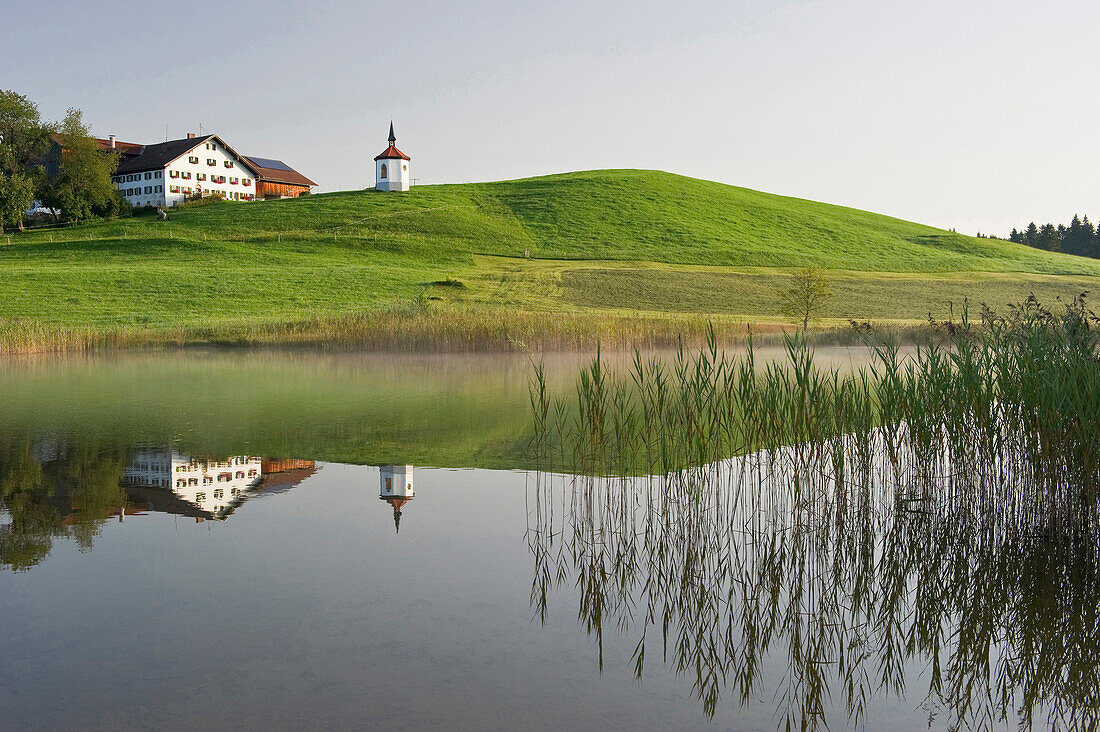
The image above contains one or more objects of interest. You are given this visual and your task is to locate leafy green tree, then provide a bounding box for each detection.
[37,109,121,222]
[0,174,36,231]
[0,90,52,230]
[779,267,835,331]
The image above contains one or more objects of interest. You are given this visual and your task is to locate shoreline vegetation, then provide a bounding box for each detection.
[0,307,934,355]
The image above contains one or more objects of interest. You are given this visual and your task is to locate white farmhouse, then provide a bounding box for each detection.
[111,133,259,208]
[374,122,411,192]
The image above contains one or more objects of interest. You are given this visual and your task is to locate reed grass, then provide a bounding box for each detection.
[0,306,929,355]
[527,295,1100,729]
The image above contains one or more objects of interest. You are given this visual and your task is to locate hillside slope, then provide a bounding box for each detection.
[1,170,1098,340]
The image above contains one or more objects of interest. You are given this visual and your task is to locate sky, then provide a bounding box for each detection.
[3,0,1098,234]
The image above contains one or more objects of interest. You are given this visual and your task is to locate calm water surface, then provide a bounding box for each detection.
[0,348,1080,730]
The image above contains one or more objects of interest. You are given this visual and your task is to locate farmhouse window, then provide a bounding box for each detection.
[145,172,152,180]
[224,161,234,168]
[156,171,162,178]
[197,173,206,181]
[188,156,199,164]
[182,172,191,179]
[207,159,216,166]
[169,185,179,193]
[145,186,152,194]
[169,170,179,178]
[230,177,238,185]
[243,179,251,186]
[155,185,162,192]
[196,492,206,502]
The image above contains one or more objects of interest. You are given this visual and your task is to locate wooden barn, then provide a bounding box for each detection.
[244,156,317,199]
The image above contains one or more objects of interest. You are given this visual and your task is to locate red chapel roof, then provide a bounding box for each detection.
[374,144,410,161]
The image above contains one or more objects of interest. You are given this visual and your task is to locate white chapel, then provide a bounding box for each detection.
[374,122,411,192]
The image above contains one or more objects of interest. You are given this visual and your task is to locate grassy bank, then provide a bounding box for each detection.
[4,307,898,354]
[3,169,1098,352]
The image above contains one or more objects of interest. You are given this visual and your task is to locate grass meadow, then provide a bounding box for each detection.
[3,169,1098,351]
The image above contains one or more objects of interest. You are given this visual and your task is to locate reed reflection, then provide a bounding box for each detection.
[527,298,1100,729]
[528,449,1100,729]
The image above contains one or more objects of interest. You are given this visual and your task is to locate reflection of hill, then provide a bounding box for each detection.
[0,352,551,470]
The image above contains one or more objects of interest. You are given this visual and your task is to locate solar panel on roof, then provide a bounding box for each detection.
[246,157,294,171]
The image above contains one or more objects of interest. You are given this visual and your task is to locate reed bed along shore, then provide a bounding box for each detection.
[0,306,925,356]
[526,295,1100,729]
[531,295,1100,504]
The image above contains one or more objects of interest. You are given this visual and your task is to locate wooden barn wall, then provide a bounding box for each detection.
[257,181,309,199]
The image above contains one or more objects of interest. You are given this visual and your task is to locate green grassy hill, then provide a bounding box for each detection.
[2,169,1098,350]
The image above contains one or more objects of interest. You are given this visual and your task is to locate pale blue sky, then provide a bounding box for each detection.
[3,0,1097,233]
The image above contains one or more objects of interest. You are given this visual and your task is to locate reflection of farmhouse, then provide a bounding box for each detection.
[123,448,262,520]
[122,450,318,522]
[379,464,415,533]
[122,444,319,519]
[258,459,318,495]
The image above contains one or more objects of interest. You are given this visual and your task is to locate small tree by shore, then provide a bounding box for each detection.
[779,268,834,331]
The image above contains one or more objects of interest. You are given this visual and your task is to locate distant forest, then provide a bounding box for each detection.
[1005,215,1100,258]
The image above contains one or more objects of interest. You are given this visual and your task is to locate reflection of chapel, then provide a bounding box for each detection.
[379,464,415,533]
[374,122,411,192]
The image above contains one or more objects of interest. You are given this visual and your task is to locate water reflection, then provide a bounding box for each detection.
[123,448,263,520]
[527,448,1100,730]
[0,437,317,570]
[380,464,415,533]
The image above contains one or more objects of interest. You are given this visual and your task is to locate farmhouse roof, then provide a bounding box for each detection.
[243,156,318,187]
[115,134,260,176]
[94,137,144,156]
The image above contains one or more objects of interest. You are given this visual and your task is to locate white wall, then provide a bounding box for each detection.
[379,464,414,497]
[113,137,258,208]
[375,155,410,192]
[124,449,263,518]
[113,168,166,209]
[164,138,257,206]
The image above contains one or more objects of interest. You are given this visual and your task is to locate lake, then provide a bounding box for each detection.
[0,348,1094,730]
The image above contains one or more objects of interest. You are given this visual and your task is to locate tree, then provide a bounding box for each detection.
[0,90,52,230]
[1038,223,1061,252]
[1024,222,1040,248]
[37,108,120,222]
[0,174,36,231]
[778,268,834,331]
